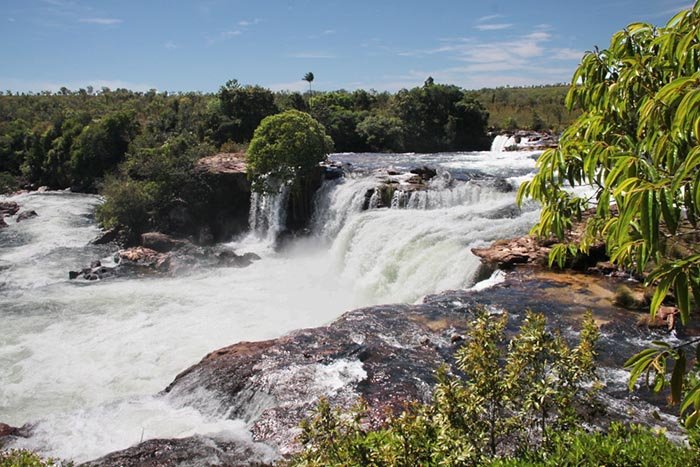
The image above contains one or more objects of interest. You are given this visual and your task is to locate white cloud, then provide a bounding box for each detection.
[8,17,16,22]
[475,23,513,31]
[79,17,122,25]
[477,14,502,22]
[287,51,336,59]
[551,48,584,60]
[238,18,261,26]
[165,40,177,50]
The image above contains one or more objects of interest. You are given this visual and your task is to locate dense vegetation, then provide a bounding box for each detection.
[291,310,699,465]
[469,85,581,132]
[517,2,700,427]
[0,78,560,236]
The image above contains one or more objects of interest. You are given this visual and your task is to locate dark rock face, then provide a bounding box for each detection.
[0,423,20,438]
[69,245,261,281]
[141,232,186,253]
[192,153,251,243]
[164,302,455,456]
[80,436,274,467]
[0,201,20,217]
[90,228,119,245]
[16,210,38,222]
[0,421,31,446]
[409,166,437,181]
[0,218,7,229]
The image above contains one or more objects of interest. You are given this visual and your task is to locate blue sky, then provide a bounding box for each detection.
[0,0,694,93]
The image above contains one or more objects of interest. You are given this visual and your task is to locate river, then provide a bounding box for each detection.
[1,148,542,461]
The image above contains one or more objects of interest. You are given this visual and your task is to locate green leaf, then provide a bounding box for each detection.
[670,350,685,404]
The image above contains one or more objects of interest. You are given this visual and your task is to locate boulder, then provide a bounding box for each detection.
[0,422,19,438]
[637,305,678,330]
[409,166,437,181]
[91,228,119,245]
[472,236,550,268]
[141,232,186,253]
[81,436,274,467]
[0,201,20,217]
[16,210,38,222]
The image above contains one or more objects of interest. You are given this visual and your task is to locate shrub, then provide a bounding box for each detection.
[491,423,700,466]
[291,310,600,466]
[0,172,18,194]
[246,110,333,192]
[0,449,64,467]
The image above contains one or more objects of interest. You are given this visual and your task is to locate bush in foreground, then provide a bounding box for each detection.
[291,310,605,465]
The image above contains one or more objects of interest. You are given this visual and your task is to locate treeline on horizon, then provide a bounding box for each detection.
[0,79,577,235]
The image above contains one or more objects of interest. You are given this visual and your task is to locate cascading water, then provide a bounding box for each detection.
[490,134,518,152]
[0,148,621,463]
[248,183,291,242]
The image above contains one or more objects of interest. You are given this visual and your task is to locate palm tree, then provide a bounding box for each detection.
[303,72,314,96]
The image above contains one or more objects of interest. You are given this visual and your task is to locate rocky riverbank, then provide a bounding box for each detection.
[27,268,683,466]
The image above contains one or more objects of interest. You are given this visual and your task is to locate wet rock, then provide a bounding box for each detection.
[0,201,20,217]
[0,218,7,229]
[91,228,119,245]
[141,232,186,253]
[638,305,678,331]
[0,422,19,438]
[322,163,344,180]
[80,435,274,467]
[156,269,690,463]
[493,178,514,193]
[216,250,260,268]
[410,166,437,181]
[16,210,38,222]
[0,422,31,442]
[164,303,453,455]
[472,236,550,268]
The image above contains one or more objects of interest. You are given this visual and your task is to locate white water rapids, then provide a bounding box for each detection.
[0,149,541,462]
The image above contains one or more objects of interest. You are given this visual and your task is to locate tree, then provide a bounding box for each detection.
[303,72,315,96]
[517,2,700,427]
[246,110,333,192]
[215,79,278,144]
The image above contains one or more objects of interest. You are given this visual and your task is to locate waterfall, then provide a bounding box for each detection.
[490,134,518,152]
[248,184,291,242]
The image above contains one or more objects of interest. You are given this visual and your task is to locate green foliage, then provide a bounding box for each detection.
[69,111,138,189]
[96,134,215,239]
[0,172,19,194]
[490,423,699,466]
[215,80,278,144]
[356,114,404,152]
[468,85,578,132]
[291,310,600,466]
[392,81,490,152]
[0,449,65,467]
[517,2,700,426]
[246,110,333,192]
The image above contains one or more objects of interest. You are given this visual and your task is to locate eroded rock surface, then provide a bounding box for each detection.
[0,201,20,217]
[72,270,693,465]
[80,436,274,467]
[472,236,549,267]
